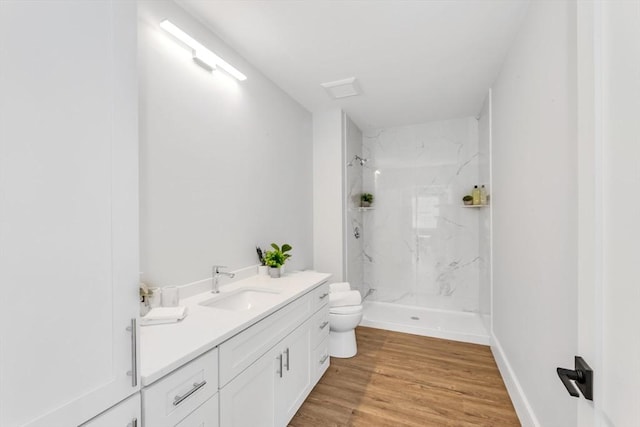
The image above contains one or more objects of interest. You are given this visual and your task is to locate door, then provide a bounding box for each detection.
[0,1,139,426]
[577,1,640,425]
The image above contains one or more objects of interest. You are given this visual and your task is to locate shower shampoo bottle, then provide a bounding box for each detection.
[480,185,487,205]
[472,185,480,205]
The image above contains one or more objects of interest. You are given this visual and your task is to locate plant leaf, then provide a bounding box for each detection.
[271,243,280,251]
[281,244,292,253]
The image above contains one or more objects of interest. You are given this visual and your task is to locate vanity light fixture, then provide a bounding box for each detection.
[160,19,247,81]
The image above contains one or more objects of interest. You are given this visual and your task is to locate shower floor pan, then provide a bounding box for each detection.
[361,300,490,345]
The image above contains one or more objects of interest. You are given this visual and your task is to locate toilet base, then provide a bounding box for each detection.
[329,329,357,358]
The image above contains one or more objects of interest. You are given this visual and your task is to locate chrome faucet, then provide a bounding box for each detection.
[212,265,235,293]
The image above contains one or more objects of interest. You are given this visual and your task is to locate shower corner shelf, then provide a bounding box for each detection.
[462,204,489,208]
[357,206,375,211]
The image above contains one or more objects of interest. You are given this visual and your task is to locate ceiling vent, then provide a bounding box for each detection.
[320,77,361,99]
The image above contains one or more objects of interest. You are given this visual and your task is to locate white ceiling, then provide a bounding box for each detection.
[178,0,529,131]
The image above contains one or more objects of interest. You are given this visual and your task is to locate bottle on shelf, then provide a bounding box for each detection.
[480,185,487,205]
[472,185,480,205]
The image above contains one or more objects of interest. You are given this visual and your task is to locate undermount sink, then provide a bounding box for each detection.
[200,288,283,311]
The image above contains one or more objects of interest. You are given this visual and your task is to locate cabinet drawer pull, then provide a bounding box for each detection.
[284,348,290,371]
[173,380,207,406]
[319,292,329,300]
[277,354,283,378]
[128,418,138,427]
[319,354,329,365]
[319,321,329,330]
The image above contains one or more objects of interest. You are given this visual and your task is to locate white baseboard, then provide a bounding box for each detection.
[491,334,541,427]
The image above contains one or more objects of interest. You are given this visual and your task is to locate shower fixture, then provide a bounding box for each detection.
[347,155,369,167]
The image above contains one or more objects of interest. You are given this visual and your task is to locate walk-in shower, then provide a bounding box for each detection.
[345,115,492,345]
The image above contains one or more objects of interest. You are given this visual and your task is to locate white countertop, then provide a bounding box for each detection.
[140,270,331,386]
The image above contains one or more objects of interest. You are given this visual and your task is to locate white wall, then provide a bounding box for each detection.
[490,1,577,426]
[312,109,344,282]
[139,1,313,287]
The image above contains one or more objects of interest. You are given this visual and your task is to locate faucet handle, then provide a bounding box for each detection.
[212,265,228,274]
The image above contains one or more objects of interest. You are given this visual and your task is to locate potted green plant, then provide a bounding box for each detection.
[462,195,473,206]
[263,243,292,278]
[360,193,374,207]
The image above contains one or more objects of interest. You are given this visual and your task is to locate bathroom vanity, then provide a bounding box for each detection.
[140,271,330,427]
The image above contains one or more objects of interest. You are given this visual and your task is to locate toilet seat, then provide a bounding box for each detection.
[330,305,363,315]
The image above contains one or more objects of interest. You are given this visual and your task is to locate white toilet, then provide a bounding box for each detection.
[328,283,363,358]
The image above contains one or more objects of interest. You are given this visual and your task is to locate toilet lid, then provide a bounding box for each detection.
[329,305,363,315]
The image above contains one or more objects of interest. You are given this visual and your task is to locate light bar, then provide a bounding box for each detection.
[160,19,247,81]
[192,50,216,73]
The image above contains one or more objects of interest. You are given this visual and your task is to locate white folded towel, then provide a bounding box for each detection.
[141,306,188,326]
[329,290,362,307]
[329,282,351,293]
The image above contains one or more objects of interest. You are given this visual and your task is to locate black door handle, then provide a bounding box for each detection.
[557,356,593,401]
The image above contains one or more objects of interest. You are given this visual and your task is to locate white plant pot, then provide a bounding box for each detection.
[258,265,269,276]
[269,267,281,278]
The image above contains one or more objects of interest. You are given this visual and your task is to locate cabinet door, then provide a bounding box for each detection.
[276,323,312,427]
[219,347,279,427]
[0,1,139,426]
[81,393,141,427]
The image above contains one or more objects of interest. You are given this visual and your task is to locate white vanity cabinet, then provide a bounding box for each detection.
[218,339,280,426]
[219,281,329,427]
[275,319,313,426]
[0,1,139,426]
[174,396,219,427]
[309,306,331,383]
[308,284,331,383]
[142,349,219,427]
[81,393,141,427]
[140,277,331,427]
[219,318,312,427]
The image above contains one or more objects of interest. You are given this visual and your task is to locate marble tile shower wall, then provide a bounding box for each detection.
[362,117,481,313]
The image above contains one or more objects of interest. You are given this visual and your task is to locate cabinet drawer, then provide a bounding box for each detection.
[143,348,218,427]
[310,305,330,349]
[312,337,330,383]
[219,293,312,387]
[310,281,330,312]
[175,394,219,427]
[81,393,141,427]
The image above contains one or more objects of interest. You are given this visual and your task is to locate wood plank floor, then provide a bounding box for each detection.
[290,326,519,427]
